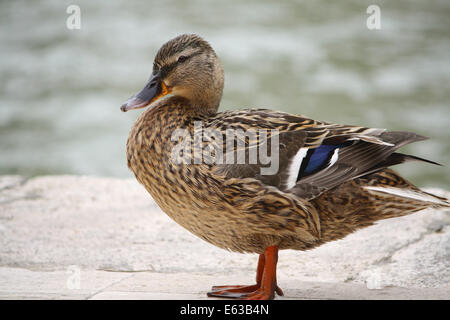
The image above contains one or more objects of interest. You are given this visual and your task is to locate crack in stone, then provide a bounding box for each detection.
[0,176,30,193]
[0,193,42,205]
[96,268,156,273]
[0,177,39,206]
[85,273,136,300]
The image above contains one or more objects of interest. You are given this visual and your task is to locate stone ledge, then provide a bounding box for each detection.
[0,175,449,299]
[0,268,448,300]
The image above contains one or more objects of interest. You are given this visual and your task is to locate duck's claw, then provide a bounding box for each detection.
[207,286,283,300]
[209,284,283,296]
[210,284,259,293]
[207,246,282,300]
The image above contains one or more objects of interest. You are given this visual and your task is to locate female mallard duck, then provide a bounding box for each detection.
[121,34,449,300]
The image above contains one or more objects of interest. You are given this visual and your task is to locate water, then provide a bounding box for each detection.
[0,0,449,189]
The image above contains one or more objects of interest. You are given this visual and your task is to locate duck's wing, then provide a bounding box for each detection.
[206,109,438,200]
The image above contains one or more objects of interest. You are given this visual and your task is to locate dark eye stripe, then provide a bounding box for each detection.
[158,50,204,76]
[176,50,202,64]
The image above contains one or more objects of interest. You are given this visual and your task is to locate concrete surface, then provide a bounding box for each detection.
[0,175,448,300]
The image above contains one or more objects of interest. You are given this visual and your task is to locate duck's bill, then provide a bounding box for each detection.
[120,96,150,112]
[121,71,167,112]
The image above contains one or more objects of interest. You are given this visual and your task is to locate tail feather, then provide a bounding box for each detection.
[364,185,450,208]
[373,152,442,170]
[379,131,429,148]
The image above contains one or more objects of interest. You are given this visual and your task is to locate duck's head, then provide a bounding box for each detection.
[121,34,224,115]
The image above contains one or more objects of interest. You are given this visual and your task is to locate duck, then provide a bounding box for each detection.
[121,34,450,300]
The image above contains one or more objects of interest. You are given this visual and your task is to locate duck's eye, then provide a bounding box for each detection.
[177,55,188,63]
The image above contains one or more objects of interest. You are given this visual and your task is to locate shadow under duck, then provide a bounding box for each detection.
[121,34,450,300]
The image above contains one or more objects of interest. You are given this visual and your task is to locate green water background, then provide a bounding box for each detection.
[0,0,449,188]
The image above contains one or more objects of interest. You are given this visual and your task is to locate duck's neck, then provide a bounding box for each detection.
[141,95,214,130]
[132,97,192,145]
[127,96,213,165]
[125,95,215,210]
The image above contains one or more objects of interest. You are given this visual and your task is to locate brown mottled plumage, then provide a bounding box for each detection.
[121,34,450,300]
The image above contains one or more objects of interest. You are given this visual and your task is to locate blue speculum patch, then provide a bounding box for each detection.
[297,143,350,181]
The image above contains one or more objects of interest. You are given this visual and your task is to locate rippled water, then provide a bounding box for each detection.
[0,0,449,188]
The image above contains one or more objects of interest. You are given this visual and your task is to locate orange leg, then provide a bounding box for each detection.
[207,245,283,300]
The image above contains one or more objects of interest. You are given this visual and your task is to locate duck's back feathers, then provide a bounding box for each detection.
[209,109,439,200]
